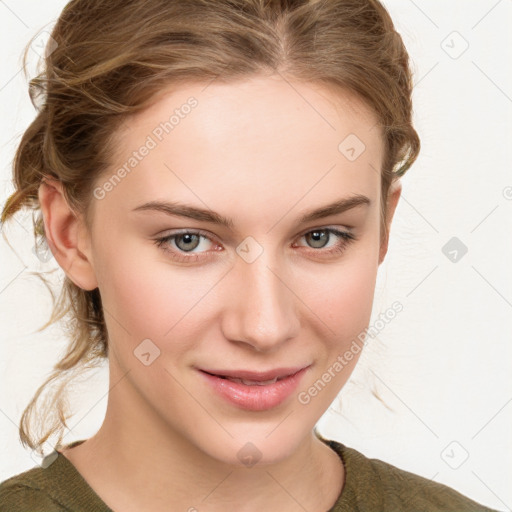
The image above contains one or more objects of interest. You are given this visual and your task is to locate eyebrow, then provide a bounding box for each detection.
[132,194,371,229]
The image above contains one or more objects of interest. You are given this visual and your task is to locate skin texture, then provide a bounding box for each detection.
[38,74,401,512]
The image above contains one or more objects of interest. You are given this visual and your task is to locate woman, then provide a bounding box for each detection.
[0,0,499,510]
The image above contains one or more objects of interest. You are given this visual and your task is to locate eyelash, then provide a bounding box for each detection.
[153,227,357,263]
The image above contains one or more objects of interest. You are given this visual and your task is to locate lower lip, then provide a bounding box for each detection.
[198,367,309,411]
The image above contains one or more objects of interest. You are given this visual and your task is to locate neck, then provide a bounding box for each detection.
[61,368,344,512]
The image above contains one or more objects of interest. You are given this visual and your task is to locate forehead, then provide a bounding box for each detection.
[126,74,382,155]
[98,75,384,221]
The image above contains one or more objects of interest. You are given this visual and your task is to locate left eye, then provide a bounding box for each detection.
[297,229,352,250]
[154,227,356,262]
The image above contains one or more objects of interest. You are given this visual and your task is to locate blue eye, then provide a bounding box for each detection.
[154,227,356,263]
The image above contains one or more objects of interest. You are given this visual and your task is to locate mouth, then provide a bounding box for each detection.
[197,365,311,411]
[199,367,307,385]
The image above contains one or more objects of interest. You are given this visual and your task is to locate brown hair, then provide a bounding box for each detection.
[1,0,420,455]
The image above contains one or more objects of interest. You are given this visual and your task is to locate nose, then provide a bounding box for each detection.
[221,250,300,352]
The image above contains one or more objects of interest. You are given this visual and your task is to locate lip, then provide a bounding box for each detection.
[199,367,307,381]
[197,365,310,411]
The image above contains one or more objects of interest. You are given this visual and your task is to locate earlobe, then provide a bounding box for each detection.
[378,179,402,265]
[38,178,98,291]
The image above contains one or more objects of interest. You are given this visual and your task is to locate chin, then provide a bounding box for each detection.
[191,422,313,468]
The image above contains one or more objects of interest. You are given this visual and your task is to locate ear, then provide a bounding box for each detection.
[38,178,98,290]
[378,179,402,265]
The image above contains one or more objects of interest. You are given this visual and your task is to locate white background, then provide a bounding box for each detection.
[1,1,511,510]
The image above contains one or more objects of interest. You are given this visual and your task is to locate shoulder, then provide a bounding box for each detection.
[1,445,112,512]
[322,437,498,512]
[0,463,64,512]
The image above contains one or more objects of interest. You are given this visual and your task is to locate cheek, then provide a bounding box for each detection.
[295,257,378,411]
[90,232,207,348]
[309,254,379,341]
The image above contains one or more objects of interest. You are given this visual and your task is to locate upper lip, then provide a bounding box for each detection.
[198,365,310,381]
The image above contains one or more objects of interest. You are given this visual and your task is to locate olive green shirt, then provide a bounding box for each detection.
[0,435,498,511]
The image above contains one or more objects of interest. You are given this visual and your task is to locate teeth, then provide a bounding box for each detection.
[226,377,278,386]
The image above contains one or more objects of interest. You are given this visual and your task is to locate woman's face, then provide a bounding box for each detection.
[78,74,395,465]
